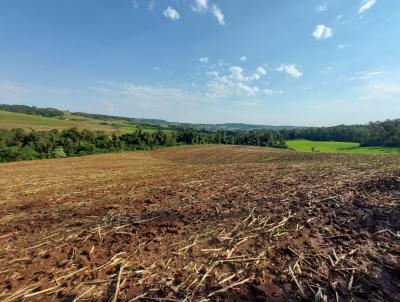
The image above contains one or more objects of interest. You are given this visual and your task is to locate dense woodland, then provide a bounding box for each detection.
[0,128,286,163]
[280,119,400,147]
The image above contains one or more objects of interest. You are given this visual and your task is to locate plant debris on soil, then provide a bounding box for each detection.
[0,145,399,301]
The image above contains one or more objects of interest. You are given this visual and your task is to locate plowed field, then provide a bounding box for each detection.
[0,145,399,301]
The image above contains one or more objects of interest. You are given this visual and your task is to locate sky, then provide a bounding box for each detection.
[0,0,399,126]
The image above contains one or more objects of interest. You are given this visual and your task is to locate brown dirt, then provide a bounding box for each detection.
[0,145,399,301]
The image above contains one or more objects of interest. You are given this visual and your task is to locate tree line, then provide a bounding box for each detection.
[0,104,64,118]
[279,119,400,147]
[0,128,286,163]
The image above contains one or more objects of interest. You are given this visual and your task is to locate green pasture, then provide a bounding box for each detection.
[287,139,400,154]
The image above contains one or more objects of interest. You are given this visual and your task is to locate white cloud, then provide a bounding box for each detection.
[240,56,247,62]
[229,66,247,81]
[264,89,284,96]
[211,4,225,26]
[358,0,376,14]
[192,2,226,26]
[369,83,400,95]
[359,81,400,101]
[256,66,266,75]
[335,14,350,25]
[205,63,274,100]
[163,6,180,20]
[199,57,209,64]
[227,65,267,82]
[277,64,303,78]
[148,1,155,11]
[132,0,138,9]
[337,43,351,49]
[313,24,333,40]
[316,4,328,12]
[192,0,208,13]
[207,74,260,98]
[350,71,383,81]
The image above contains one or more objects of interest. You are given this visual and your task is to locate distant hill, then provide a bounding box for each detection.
[0,110,122,132]
[71,111,299,131]
[175,122,299,131]
[72,112,169,126]
[0,104,64,118]
[0,104,302,132]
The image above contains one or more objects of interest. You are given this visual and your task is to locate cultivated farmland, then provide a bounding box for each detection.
[0,110,156,133]
[0,145,399,301]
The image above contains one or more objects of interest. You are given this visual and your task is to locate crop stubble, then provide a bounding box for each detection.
[0,145,399,301]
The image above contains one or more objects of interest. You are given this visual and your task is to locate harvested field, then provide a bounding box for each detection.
[0,145,399,301]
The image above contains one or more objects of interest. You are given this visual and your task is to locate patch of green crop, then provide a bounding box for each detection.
[287,139,400,154]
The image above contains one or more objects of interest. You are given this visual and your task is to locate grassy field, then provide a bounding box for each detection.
[0,110,120,132]
[288,139,400,154]
[0,110,162,133]
[0,145,399,300]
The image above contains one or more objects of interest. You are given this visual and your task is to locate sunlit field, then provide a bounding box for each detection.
[287,139,400,154]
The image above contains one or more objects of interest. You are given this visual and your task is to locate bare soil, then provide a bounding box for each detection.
[0,145,399,301]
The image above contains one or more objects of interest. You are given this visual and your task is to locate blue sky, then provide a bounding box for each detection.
[0,0,399,126]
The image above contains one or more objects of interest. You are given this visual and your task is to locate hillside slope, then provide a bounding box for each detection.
[0,110,122,132]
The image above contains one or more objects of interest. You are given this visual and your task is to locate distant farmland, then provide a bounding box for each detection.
[0,110,158,133]
[0,110,115,131]
[288,139,400,154]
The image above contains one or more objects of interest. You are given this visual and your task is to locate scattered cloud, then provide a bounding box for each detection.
[132,0,138,9]
[191,1,226,26]
[192,0,208,13]
[205,63,272,100]
[321,66,332,74]
[207,74,260,98]
[359,81,400,101]
[229,66,247,81]
[210,4,226,26]
[337,43,352,49]
[199,57,209,64]
[368,83,400,95]
[358,0,376,14]
[240,56,247,62]
[256,66,267,75]
[226,65,267,82]
[350,71,383,81]
[313,24,333,40]
[148,0,155,11]
[316,4,328,12]
[264,89,284,96]
[163,6,180,20]
[277,64,303,78]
